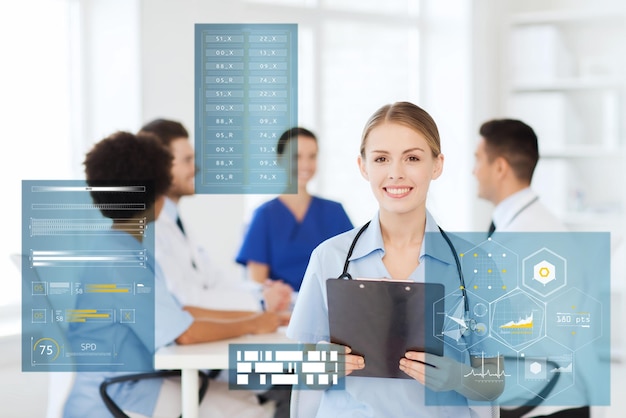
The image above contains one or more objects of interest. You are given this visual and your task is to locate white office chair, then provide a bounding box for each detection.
[98,369,212,418]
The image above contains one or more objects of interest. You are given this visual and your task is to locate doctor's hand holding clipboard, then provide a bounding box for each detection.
[287,102,505,417]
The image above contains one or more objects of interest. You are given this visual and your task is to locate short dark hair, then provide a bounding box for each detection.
[139,118,189,147]
[276,127,317,156]
[479,119,539,183]
[84,131,173,219]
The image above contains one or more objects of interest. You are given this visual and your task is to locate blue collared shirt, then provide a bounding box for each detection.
[287,211,487,418]
[63,230,193,418]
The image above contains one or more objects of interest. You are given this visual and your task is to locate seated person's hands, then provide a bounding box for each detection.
[262,279,292,312]
[251,311,285,334]
[276,310,291,326]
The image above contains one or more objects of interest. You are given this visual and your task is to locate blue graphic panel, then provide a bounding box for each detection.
[195,24,298,194]
[425,232,610,407]
[22,180,155,372]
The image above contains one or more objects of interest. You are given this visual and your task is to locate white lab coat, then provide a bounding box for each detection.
[493,188,591,418]
[155,198,260,311]
[491,187,567,233]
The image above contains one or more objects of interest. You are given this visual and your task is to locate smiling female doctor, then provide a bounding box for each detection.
[287,102,504,417]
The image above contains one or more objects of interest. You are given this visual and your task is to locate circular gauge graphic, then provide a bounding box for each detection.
[473,322,488,336]
[32,337,61,363]
[473,302,488,318]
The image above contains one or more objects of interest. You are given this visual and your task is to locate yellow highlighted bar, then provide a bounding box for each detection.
[67,313,110,318]
[86,289,129,293]
[500,323,533,329]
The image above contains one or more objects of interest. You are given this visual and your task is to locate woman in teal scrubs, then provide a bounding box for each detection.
[236,127,353,293]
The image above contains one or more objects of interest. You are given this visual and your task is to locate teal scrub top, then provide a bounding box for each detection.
[236,196,353,291]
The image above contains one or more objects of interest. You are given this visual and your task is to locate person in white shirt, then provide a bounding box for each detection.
[473,118,588,418]
[473,118,567,234]
[139,119,292,417]
[140,119,292,312]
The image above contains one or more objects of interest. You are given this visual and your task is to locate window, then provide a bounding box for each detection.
[1,0,141,312]
[240,0,422,225]
[1,0,74,308]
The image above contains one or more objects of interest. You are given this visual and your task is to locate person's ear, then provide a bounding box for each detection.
[493,156,508,179]
[357,155,369,181]
[432,153,444,180]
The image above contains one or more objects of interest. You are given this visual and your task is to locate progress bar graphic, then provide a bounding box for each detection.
[30,249,147,268]
[66,309,113,323]
[85,284,131,293]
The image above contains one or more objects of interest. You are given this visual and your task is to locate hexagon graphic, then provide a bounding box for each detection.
[490,289,545,350]
[517,338,576,402]
[546,287,603,351]
[533,260,555,285]
[434,289,490,353]
[460,238,518,302]
[497,340,578,407]
[523,248,566,298]
[529,361,542,375]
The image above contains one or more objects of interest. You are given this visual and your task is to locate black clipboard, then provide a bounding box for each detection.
[327,279,445,379]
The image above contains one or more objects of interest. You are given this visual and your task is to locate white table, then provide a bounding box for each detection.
[154,329,293,418]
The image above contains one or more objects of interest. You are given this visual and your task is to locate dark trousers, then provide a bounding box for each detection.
[502,406,590,418]
[258,385,291,418]
[534,406,590,418]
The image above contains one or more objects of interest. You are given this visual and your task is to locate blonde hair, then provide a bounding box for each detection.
[359,102,441,158]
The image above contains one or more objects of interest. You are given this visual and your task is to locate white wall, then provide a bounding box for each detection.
[0,334,49,417]
[80,0,143,144]
[468,0,504,229]
[420,0,475,230]
[0,0,142,415]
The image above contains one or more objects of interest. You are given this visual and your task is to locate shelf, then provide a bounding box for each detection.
[560,211,625,226]
[541,146,626,159]
[511,77,624,92]
[510,9,626,26]
[502,0,626,237]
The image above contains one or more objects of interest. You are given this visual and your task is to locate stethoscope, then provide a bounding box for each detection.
[335,221,477,336]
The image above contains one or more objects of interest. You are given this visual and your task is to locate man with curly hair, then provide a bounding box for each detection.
[63,131,285,418]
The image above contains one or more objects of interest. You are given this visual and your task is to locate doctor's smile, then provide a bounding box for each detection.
[384,186,413,197]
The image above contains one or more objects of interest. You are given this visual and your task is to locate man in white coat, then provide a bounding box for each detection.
[140,119,291,312]
[473,119,567,235]
[140,119,292,418]
[473,118,588,418]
